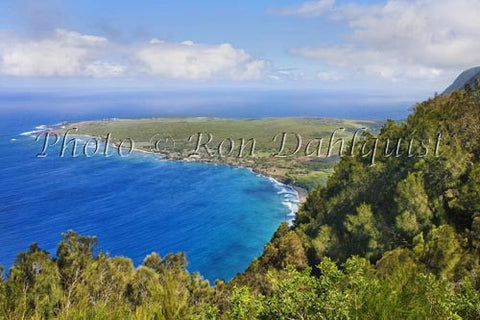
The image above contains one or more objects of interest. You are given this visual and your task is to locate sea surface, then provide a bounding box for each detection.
[0,90,414,281]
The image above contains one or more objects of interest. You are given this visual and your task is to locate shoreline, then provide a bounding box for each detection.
[128,145,309,206]
[24,123,308,210]
[50,120,309,205]
[291,185,308,203]
[40,116,378,207]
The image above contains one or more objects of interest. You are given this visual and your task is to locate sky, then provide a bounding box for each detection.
[0,0,479,95]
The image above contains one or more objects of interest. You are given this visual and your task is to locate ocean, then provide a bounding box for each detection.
[0,89,414,281]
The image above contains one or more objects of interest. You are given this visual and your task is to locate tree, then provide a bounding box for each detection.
[344,203,381,259]
[56,230,98,315]
[421,225,463,280]
[141,252,193,319]
[450,163,480,229]
[260,266,321,320]
[394,173,433,239]
[228,285,262,320]
[4,244,61,319]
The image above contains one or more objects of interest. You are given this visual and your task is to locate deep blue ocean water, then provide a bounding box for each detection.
[0,90,414,281]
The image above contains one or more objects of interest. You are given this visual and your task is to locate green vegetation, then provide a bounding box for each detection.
[1,229,479,319]
[3,80,480,319]
[62,117,381,190]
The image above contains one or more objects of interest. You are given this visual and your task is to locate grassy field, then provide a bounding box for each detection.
[62,117,383,191]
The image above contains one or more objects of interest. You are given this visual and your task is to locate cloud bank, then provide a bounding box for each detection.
[0,29,269,81]
[137,39,268,80]
[282,0,480,82]
[0,29,122,77]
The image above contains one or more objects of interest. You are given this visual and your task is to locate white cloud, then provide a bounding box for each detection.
[276,0,335,17]
[0,29,125,77]
[283,0,480,83]
[267,68,307,81]
[0,30,269,81]
[293,45,443,81]
[137,40,269,80]
[84,61,126,78]
[317,71,343,82]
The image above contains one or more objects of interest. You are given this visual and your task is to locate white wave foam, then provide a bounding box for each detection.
[20,129,44,136]
[20,124,55,137]
[51,121,67,127]
[262,176,300,226]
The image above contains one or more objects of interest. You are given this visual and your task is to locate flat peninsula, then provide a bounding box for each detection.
[57,117,382,193]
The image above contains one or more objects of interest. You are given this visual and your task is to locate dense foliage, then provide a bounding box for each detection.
[2,82,480,319]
